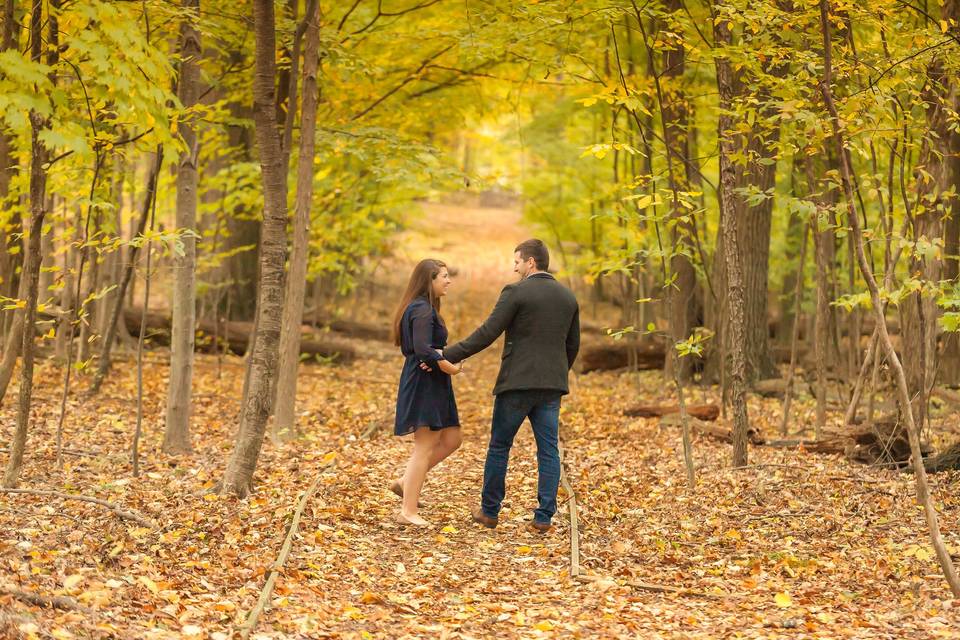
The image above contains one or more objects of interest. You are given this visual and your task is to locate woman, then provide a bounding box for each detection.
[391,259,463,526]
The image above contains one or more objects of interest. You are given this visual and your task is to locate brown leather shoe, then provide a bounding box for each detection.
[528,521,552,533]
[471,508,498,529]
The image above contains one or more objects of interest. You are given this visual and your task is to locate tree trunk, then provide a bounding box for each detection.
[818,0,960,596]
[713,13,751,468]
[163,0,202,455]
[273,0,320,441]
[3,0,47,488]
[705,9,780,386]
[940,76,960,384]
[219,0,289,497]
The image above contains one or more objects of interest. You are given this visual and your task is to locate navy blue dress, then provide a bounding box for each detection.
[394,297,460,436]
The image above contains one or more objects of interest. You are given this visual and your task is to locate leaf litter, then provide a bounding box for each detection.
[2,203,959,638]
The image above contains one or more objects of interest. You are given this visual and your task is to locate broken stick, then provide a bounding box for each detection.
[1,488,155,528]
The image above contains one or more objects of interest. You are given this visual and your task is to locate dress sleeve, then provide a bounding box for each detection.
[410,302,443,366]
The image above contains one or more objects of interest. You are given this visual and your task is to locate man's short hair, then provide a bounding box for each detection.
[515,239,549,271]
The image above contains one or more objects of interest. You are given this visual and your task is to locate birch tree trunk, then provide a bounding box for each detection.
[273,0,321,441]
[219,0,289,496]
[163,0,202,454]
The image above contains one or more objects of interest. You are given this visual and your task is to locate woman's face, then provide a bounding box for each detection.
[432,267,451,298]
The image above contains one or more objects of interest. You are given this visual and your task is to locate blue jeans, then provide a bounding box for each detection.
[481,389,562,525]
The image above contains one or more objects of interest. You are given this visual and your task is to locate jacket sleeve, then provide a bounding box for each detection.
[566,304,580,369]
[410,302,443,366]
[444,285,518,364]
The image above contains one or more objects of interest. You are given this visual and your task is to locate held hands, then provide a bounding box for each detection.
[418,350,464,376]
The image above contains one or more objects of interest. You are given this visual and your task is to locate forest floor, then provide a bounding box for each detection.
[2,202,960,639]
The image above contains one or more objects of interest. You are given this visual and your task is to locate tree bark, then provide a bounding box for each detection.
[273,0,321,441]
[713,12,751,468]
[817,0,960,596]
[3,0,47,488]
[219,0,289,496]
[163,0,202,455]
[705,8,781,386]
[940,65,960,383]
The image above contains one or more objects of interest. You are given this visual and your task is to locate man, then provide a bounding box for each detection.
[443,239,580,533]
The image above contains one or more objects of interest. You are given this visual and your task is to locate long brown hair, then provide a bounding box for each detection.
[392,259,447,346]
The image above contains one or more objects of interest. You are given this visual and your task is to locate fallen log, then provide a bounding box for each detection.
[658,414,765,445]
[922,441,960,473]
[325,317,390,342]
[624,404,719,421]
[577,340,665,373]
[122,309,356,363]
[753,378,809,399]
[578,339,813,374]
[803,418,933,467]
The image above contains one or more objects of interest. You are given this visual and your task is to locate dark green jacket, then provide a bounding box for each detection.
[444,273,580,395]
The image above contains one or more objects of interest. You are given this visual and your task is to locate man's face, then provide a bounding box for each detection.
[513,251,535,279]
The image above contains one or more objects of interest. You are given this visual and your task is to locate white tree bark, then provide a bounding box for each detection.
[163,0,202,454]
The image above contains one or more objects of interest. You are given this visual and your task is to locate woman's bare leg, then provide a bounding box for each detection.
[427,427,462,470]
[397,427,462,497]
[400,428,441,523]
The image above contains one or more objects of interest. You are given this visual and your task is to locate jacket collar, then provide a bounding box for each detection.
[525,272,555,280]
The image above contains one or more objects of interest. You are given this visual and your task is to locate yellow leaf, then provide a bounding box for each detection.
[441,525,458,534]
[774,592,793,608]
[940,19,948,33]
[360,591,384,604]
[63,574,84,590]
[517,545,531,554]
[138,575,158,594]
[533,621,554,631]
[322,451,337,464]
[915,546,933,561]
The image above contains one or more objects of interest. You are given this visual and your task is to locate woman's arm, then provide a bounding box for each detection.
[410,303,441,367]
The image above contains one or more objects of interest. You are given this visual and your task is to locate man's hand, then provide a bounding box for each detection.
[419,349,444,372]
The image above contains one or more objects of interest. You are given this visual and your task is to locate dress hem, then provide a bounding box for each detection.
[394,423,461,437]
